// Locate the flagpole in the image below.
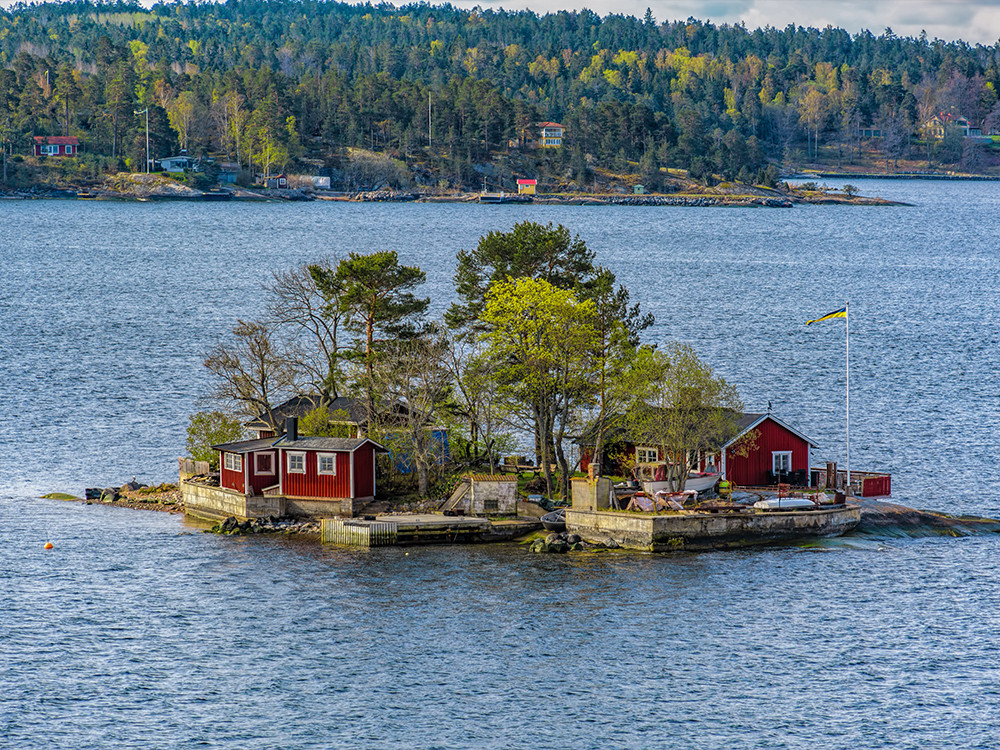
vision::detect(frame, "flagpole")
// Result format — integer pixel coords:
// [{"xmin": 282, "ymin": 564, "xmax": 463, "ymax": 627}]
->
[{"xmin": 845, "ymin": 300, "xmax": 850, "ymax": 495}]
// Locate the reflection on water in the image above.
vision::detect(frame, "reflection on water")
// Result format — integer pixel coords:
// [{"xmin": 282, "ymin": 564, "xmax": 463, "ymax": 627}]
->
[{"xmin": 3, "ymin": 181, "xmax": 1000, "ymax": 746}]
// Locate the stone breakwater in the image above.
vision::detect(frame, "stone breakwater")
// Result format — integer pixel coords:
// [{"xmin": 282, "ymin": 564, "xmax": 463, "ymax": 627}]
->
[
  {"xmin": 602, "ymin": 195, "xmax": 794, "ymax": 208},
  {"xmin": 353, "ymin": 190, "xmax": 416, "ymax": 201},
  {"xmin": 210, "ymin": 515, "xmax": 321, "ymax": 535},
  {"xmin": 528, "ymin": 530, "xmax": 617, "ymax": 553}
]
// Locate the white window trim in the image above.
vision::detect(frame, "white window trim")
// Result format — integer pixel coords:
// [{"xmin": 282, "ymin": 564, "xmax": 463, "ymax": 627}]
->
[
  {"xmin": 635, "ymin": 446, "xmax": 658, "ymax": 464},
  {"xmin": 287, "ymin": 451, "xmax": 306, "ymax": 474},
  {"xmin": 224, "ymin": 452, "xmax": 242, "ymax": 472},
  {"xmin": 317, "ymin": 452, "xmax": 337, "ymax": 476},
  {"xmin": 254, "ymin": 451, "xmax": 275, "ymax": 476},
  {"xmin": 772, "ymin": 451, "xmax": 792, "ymax": 474}
]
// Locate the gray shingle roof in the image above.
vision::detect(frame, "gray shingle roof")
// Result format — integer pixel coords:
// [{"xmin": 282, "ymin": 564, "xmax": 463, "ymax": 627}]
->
[
  {"xmin": 247, "ymin": 394, "xmax": 367, "ymax": 431},
  {"xmin": 275, "ymin": 436, "xmax": 387, "ymax": 453},
  {"xmin": 212, "ymin": 437, "xmax": 281, "ymax": 453}
]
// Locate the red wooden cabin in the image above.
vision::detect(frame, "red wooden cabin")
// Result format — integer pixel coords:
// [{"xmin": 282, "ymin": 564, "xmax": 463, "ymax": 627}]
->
[
  {"xmin": 717, "ymin": 413, "xmax": 818, "ymax": 487},
  {"xmin": 213, "ymin": 417, "xmax": 386, "ymax": 503},
  {"xmin": 33, "ymin": 136, "xmax": 79, "ymax": 156},
  {"xmin": 580, "ymin": 411, "xmax": 818, "ymax": 487}
]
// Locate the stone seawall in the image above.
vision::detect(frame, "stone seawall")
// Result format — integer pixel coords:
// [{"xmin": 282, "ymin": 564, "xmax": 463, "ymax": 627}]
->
[
  {"xmin": 181, "ymin": 482, "xmax": 285, "ymax": 522},
  {"xmin": 566, "ymin": 505, "xmax": 861, "ymax": 551},
  {"xmin": 181, "ymin": 481, "xmax": 356, "ymax": 521}
]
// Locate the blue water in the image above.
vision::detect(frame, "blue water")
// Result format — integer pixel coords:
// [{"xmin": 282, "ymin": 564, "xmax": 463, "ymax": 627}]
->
[{"xmin": 3, "ymin": 182, "xmax": 1000, "ymax": 747}]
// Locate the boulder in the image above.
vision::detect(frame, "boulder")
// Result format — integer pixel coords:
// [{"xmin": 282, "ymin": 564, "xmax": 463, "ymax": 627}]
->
[{"xmin": 220, "ymin": 516, "xmax": 239, "ymax": 533}]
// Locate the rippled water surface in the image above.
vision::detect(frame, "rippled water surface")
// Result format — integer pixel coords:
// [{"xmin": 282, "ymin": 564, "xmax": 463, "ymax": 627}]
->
[{"xmin": 3, "ymin": 181, "xmax": 1000, "ymax": 748}]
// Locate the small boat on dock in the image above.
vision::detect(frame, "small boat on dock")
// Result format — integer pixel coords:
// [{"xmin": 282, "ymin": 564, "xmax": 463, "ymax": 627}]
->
[
  {"xmin": 633, "ymin": 462, "xmax": 720, "ymax": 497},
  {"xmin": 541, "ymin": 508, "xmax": 566, "ymax": 532}
]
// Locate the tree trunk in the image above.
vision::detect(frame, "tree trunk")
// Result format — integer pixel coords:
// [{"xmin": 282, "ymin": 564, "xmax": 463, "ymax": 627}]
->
[{"xmin": 416, "ymin": 459, "xmax": 429, "ymax": 497}]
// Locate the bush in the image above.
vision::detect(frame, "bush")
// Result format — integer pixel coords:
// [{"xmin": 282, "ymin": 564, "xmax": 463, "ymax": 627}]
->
[{"xmin": 186, "ymin": 410, "xmax": 246, "ymax": 469}]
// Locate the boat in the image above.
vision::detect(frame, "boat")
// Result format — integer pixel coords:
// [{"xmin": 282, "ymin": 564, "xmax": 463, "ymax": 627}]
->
[
  {"xmin": 541, "ymin": 508, "xmax": 566, "ymax": 532},
  {"xmin": 633, "ymin": 462, "xmax": 721, "ymax": 497},
  {"xmin": 753, "ymin": 497, "xmax": 818, "ymax": 510}
]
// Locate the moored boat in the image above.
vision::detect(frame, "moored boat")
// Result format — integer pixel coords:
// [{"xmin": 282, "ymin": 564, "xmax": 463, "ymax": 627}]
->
[
  {"xmin": 633, "ymin": 462, "xmax": 720, "ymax": 497},
  {"xmin": 541, "ymin": 508, "xmax": 566, "ymax": 532}
]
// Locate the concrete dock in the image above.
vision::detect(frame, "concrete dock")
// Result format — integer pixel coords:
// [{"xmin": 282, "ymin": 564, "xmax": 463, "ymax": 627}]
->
[{"xmin": 321, "ymin": 514, "xmax": 540, "ymax": 547}]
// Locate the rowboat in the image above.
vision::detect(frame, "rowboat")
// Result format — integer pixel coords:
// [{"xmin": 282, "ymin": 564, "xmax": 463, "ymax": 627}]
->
[
  {"xmin": 541, "ymin": 508, "xmax": 566, "ymax": 532},
  {"xmin": 633, "ymin": 463, "xmax": 720, "ymax": 497}
]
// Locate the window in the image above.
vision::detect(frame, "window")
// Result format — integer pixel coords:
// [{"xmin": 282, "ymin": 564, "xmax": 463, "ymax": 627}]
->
[
  {"xmin": 254, "ymin": 452, "xmax": 275, "ymax": 476},
  {"xmin": 317, "ymin": 453, "xmax": 337, "ymax": 476},
  {"xmin": 636, "ymin": 446, "xmax": 658, "ymax": 464},
  {"xmin": 772, "ymin": 451, "xmax": 792, "ymax": 474},
  {"xmin": 64, "ymin": 145, "xmax": 73, "ymax": 154},
  {"xmin": 287, "ymin": 452, "xmax": 306, "ymax": 474},
  {"xmin": 224, "ymin": 452, "xmax": 242, "ymax": 472}
]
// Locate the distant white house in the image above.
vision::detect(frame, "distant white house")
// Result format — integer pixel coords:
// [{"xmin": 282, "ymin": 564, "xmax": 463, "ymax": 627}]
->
[{"xmin": 159, "ymin": 155, "xmax": 194, "ymax": 173}]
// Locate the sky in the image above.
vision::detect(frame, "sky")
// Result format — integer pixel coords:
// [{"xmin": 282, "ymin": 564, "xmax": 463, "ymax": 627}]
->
[{"xmin": 449, "ymin": 0, "xmax": 1000, "ymax": 45}]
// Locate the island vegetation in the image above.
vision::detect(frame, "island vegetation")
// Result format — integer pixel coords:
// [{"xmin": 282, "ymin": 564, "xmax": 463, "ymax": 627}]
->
[
  {"xmin": 2, "ymin": 0, "xmax": 1000, "ymax": 197},
  {"xmin": 192, "ymin": 221, "xmax": 745, "ymax": 501}
]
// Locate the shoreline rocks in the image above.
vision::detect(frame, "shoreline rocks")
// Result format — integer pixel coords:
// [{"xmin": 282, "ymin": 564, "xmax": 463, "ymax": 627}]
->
[
  {"xmin": 210, "ymin": 515, "xmax": 320, "ymax": 535},
  {"xmin": 528, "ymin": 530, "xmax": 617, "ymax": 553}
]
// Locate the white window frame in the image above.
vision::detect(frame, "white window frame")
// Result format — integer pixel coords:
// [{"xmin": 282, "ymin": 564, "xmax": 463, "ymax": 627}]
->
[
  {"xmin": 635, "ymin": 446, "xmax": 658, "ymax": 464},
  {"xmin": 772, "ymin": 451, "xmax": 792, "ymax": 474},
  {"xmin": 64, "ymin": 145, "xmax": 73, "ymax": 154},
  {"xmin": 254, "ymin": 451, "xmax": 275, "ymax": 476},
  {"xmin": 317, "ymin": 453, "xmax": 337, "ymax": 476},
  {"xmin": 287, "ymin": 451, "xmax": 306, "ymax": 474},
  {"xmin": 224, "ymin": 452, "xmax": 242, "ymax": 472}
]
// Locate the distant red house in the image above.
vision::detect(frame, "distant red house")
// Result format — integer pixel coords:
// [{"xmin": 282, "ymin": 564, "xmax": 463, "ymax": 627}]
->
[
  {"xmin": 213, "ymin": 417, "xmax": 386, "ymax": 503},
  {"xmin": 33, "ymin": 136, "xmax": 79, "ymax": 157},
  {"xmin": 580, "ymin": 412, "xmax": 818, "ymax": 487}
]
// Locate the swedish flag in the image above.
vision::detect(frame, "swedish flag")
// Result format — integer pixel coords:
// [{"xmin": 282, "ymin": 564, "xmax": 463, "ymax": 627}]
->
[{"xmin": 806, "ymin": 307, "xmax": 847, "ymax": 325}]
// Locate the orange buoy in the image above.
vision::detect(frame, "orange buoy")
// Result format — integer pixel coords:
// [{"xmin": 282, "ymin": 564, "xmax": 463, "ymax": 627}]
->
[{"xmin": 43, "ymin": 542, "xmax": 53, "ymax": 549}]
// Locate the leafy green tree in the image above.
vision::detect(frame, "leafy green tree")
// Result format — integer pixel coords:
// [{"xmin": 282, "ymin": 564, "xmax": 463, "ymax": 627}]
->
[
  {"xmin": 623, "ymin": 342, "xmax": 744, "ymax": 492},
  {"xmin": 480, "ymin": 277, "xmax": 599, "ymax": 497},
  {"xmin": 300, "ymin": 406, "xmax": 354, "ymax": 437},
  {"xmin": 447, "ymin": 221, "xmax": 597, "ymax": 333},
  {"xmin": 53, "ymin": 64, "xmax": 79, "ymax": 137},
  {"xmin": 186, "ymin": 410, "xmax": 246, "ymax": 469}
]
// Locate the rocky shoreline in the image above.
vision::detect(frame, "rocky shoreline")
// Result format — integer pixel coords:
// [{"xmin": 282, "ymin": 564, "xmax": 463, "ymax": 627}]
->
[{"xmin": 4, "ymin": 177, "xmax": 905, "ymax": 207}]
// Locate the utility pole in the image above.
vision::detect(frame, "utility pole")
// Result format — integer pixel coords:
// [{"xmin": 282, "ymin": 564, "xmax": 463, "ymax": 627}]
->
[{"xmin": 135, "ymin": 108, "xmax": 149, "ymax": 172}]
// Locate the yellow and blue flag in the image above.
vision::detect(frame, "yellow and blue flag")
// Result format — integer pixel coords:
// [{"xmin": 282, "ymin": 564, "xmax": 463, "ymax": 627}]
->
[{"xmin": 806, "ymin": 307, "xmax": 847, "ymax": 325}]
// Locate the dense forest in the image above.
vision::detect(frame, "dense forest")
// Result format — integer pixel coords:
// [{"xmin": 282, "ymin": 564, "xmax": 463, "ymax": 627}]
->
[{"xmin": 2, "ymin": 0, "xmax": 1000, "ymax": 189}]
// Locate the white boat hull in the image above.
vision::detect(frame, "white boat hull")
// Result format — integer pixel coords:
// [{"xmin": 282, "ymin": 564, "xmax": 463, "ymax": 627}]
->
[{"xmin": 641, "ymin": 473, "xmax": 720, "ymax": 497}]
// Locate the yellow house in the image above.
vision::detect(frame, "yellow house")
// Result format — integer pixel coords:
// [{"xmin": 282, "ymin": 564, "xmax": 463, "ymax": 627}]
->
[
  {"xmin": 536, "ymin": 122, "xmax": 564, "ymax": 148},
  {"xmin": 517, "ymin": 179, "xmax": 537, "ymax": 195}
]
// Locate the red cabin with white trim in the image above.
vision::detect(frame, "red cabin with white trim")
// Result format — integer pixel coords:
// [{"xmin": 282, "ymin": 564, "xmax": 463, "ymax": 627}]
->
[
  {"xmin": 213, "ymin": 419, "xmax": 386, "ymax": 503},
  {"xmin": 718, "ymin": 413, "xmax": 818, "ymax": 487},
  {"xmin": 33, "ymin": 136, "xmax": 79, "ymax": 156}
]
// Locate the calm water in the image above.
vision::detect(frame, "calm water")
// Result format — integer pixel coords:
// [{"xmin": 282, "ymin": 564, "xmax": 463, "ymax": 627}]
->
[{"xmin": 3, "ymin": 182, "xmax": 1000, "ymax": 747}]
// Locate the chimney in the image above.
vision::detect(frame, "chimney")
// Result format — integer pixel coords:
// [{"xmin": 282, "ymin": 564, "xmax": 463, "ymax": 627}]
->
[{"xmin": 284, "ymin": 416, "xmax": 298, "ymax": 442}]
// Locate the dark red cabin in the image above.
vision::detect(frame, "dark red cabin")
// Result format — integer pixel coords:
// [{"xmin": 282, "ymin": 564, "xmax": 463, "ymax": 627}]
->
[
  {"xmin": 213, "ymin": 423, "xmax": 386, "ymax": 503},
  {"xmin": 33, "ymin": 136, "xmax": 79, "ymax": 157},
  {"xmin": 718, "ymin": 414, "xmax": 818, "ymax": 487}
]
